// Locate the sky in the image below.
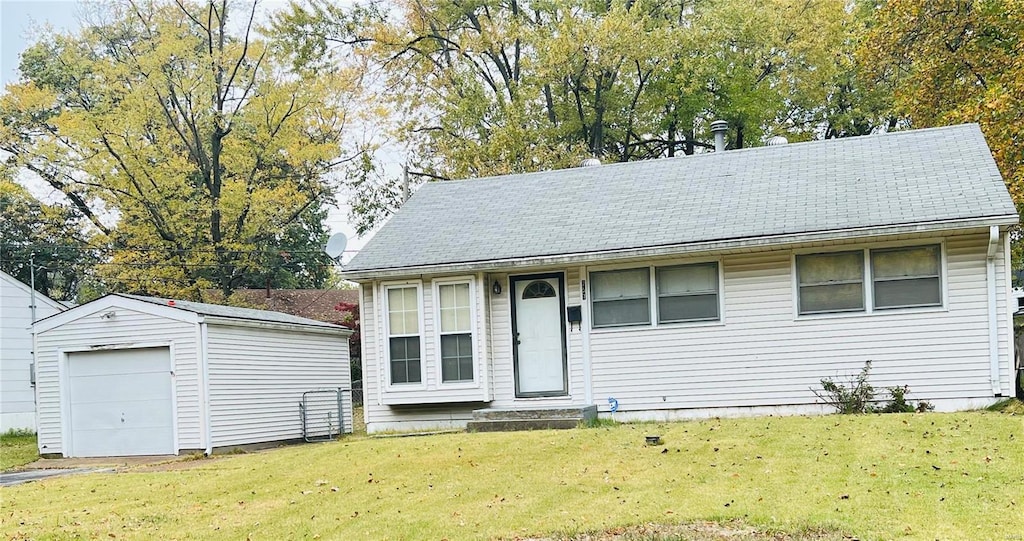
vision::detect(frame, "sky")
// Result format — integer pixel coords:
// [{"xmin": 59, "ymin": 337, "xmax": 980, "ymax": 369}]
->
[{"xmin": 0, "ymin": 0, "xmax": 370, "ymax": 261}]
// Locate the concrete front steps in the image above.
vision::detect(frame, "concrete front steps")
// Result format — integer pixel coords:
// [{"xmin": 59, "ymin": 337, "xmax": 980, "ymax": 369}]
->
[{"xmin": 466, "ymin": 405, "xmax": 598, "ymax": 432}]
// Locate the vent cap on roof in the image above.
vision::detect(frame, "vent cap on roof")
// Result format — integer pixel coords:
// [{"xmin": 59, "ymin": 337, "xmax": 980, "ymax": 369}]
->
[
  {"xmin": 767, "ymin": 135, "xmax": 789, "ymax": 146},
  {"xmin": 580, "ymin": 157, "xmax": 601, "ymax": 167},
  {"xmin": 710, "ymin": 120, "xmax": 728, "ymax": 152}
]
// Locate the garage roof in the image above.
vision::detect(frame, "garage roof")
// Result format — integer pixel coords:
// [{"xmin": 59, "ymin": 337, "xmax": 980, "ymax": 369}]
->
[
  {"xmin": 121, "ymin": 294, "xmax": 345, "ymax": 329},
  {"xmin": 33, "ymin": 293, "xmax": 351, "ymax": 334}
]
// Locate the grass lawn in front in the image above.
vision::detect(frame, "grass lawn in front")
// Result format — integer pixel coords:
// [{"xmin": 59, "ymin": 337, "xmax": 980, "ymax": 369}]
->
[
  {"xmin": 2, "ymin": 411, "xmax": 1022, "ymax": 540},
  {"xmin": 1, "ymin": 430, "xmax": 38, "ymax": 471}
]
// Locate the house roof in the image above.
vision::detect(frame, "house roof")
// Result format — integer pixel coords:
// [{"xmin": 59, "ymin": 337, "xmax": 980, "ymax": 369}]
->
[
  {"xmin": 203, "ymin": 289, "xmax": 358, "ymax": 325},
  {"xmin": 343, "ymin": 124, "xmax": 1018, "ymax": 279},
  {"xmin": 119, "ymin": 294, "xmax": 345, "ymax": 329}
]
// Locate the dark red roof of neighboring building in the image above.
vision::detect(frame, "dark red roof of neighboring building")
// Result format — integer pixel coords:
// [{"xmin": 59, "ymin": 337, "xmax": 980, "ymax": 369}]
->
[{"xmin": 205, "ymin": 289, "xmax": 358, "ymax": 325}]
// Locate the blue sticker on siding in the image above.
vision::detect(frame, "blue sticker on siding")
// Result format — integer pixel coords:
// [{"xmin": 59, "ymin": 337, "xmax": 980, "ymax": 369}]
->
[{"xmin": 607, "ymin": 397, "xmax": 619, "ymax": 413}]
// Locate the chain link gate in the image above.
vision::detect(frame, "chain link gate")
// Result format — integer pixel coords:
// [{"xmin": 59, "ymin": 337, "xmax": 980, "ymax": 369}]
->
[{"xmin": 300, "ymin": 388, "xmax": 349, "ymax": 442}]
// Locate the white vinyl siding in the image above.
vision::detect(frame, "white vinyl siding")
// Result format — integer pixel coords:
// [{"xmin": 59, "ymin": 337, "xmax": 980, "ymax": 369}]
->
[
  {"xmin": 34, "ymin": 309, "xmax": 201, "ymax": 455},
  {"xmin": 0, "ymin": 273, "xmax": 64, "ymax": 431},
  {"xmin": 205, "ymin": 325, "xmax": 351, "ymax": 448},
  {"xmin": 359, "ymin": 229, "xmax": 1012, "ymax": 432},
  {"xmin": 591, "ymin": 232, "xmax": 1007, "ymax": 413}
]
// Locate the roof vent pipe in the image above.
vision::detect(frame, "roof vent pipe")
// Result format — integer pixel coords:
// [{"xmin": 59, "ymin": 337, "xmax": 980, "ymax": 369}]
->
[
  {"xmin": 710, "ymin": 120, "xmax": 728, "ymax": 152},
  {"xmin": 580, "ymin": 157, "xmax": 601, "ymax": 167}
]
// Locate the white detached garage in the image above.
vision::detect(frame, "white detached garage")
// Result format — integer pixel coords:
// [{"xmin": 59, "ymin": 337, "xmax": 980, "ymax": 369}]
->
[{"xmin": 33, "ymin": 294, "xmax": 353, "ymax": 457}]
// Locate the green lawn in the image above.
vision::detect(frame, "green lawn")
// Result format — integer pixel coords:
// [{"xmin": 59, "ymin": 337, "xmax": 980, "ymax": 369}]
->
[
  {"xmin": 1, "ymin": 430, "xmax": 38, "ymax": 471},
  {"xmin": 2, "ymin": 411, "xmax": 1022, "ymax": 540}
]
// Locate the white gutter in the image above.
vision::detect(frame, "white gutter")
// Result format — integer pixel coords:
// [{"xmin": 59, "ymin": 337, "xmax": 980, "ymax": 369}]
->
[
  {"xmin": 198, "ymin": 322, "xmax": 213, "ymax": 455},
  {"xmin": 986, "ymin": 225, "xmax": 1001, "ymax": 394},
  {"xmin": 342, "ymin": 215, "xmax": 1019, "ymax": 281}
]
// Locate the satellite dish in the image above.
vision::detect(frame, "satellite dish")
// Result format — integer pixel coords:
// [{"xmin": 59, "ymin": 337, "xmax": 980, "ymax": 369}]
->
[{"xmin": 325, "ymin": 233, "xmax": 348, "ymax": 261}]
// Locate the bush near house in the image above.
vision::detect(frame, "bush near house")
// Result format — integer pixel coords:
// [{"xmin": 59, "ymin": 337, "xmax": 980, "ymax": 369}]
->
[{"xmin": 813, "ymin": 361, "xmax": 934, "ymax": 414}]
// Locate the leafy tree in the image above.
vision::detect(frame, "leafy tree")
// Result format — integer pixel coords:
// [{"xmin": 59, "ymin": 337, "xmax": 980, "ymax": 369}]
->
[
  {"xmin": 0, "ymin": 177, "xmax": 97, "ymax": 301},
  {"xmin": 271, "ymin": 0, "xmax": 888, "ymax": 232},
  {"xmin": 859, "ymin": 0, "xmax": 1023, "ymax": 249},
  {"xmin": 1, "ymin": 0, "xmax": 360, "ymax": 299}
]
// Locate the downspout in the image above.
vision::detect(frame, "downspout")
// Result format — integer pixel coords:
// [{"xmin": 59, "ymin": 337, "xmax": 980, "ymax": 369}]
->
[
  {"xmin": 199, "ymin": 320, "xmax": 213, "ymax": 455},
  {"xmin": 986, "ymin": 226, "xmax": 1002, "ymax": 394}
]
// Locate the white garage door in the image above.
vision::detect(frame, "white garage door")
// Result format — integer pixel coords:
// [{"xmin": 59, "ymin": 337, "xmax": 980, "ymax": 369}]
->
[{"xmin": 67, "ymin": 347, "xmax": 174, "ymax": 457}]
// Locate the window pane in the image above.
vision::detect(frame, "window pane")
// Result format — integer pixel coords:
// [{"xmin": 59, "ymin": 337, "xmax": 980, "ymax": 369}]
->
[
  {"xmin": 388, "ymin": 287, "xmax": 418, "ymax": 335},
  {"xmin": 440, "ymin": 307, "xmax": 456, "ymax": 331},
  {"xmin": 872, "ymin": 245, "xmax": 940, "ymax": 279},
  {"xmin": 389, "ymin": 336, "xmax": 421, "ymax": 384},
  {"xmin": 659, "ymin": 294, "xmax": 719, "ymax": 322},
  {"xmin": 799, "ymin": 283, "xmax": 864, "ymax": 313},
  {"xmin": 404, "ymin": 312, "xmax": 419, "ymax": 334},
  {"xmin": 593, "ymin": 298, "xmax": 650, "ymax": 327},
  {"xmin": 592, "ymin": 268, "xmax": 649, "ymax": 301},
  {"xmin": 389, "ymin": 310, "xmax": 406, "ymax": 335},
  {"xmin": 454, "ymin": 283, "xmax": 470, "ymax": 306},
  {"xmin": 797, "ymin": 252, "xmax": 864, "ymax": 285},
  {"xmin": 441, "ymin": 334, "xmax": 473, "ymax": 382},
  {"xmin": 523, "ymin": 281, "xmax": 557, "ymax": 299},
  {"xmin": 440, "ymin": 283, "xmax": 471, "ymax": 332},
  {"xmin": 657, "ymin": 264, "xmax": 717, "ymax": 295},
  {"xmin": 874, "ymin": 278, "xmax": 941, "ymax": 308},
  {"xmin": 403, "ymin": 287, "xmax": 417, "ymax": 309}
]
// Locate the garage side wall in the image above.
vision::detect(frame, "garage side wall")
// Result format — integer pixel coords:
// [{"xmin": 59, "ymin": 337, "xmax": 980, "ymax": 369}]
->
[
  {"xmin": 35, "ymin": 309, "xmax": 201, "ymax": 456},
  {"xmin": 205, "ymin": 324, "xmax": 351, "ymax": 449}
]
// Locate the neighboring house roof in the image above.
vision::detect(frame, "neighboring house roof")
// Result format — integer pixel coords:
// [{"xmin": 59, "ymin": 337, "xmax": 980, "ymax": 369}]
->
[
  {"xmin": 343, "ymin": 124, "xmax": 1017, "ymax": 279},
  {"xmin": 205, "ymin": 289, "xmax": 358, "ymax": 325},
  {"xmin": 0, "ymin": 270, "xmax": 70, "ymax": 312},
  {"xmin": 120, "ymin": 294, "xmax": 344, "ymax": 329}
]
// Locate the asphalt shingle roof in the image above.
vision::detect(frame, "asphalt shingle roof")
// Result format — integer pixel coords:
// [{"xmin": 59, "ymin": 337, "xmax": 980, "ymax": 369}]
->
[
  {"xmin": 120, "ymin": 294, "xmax": 345, "ymax": 330},
  {"xmin": 345, "ymin": 124, "xmax": 1017, "ymax": 274}
]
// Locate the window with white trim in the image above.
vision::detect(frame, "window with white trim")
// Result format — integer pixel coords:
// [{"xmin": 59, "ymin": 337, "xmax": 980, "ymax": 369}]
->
[
  {"xmin": 438, "ymin": 282, "xmax": 474, "ymax": 382},
  {"xmin": 796, "ymin": 251, "xmax": 865, "ymax": 314},
  {"xmin": 796, "ymin": 244, "xmax": 942, "ymax": 315},
  {"xmin": 386, "ymin": 286, "xmax": 421, "ymax": 384},
  {"xmin": 656, "ymin": 262, "xmax": 720, "ymax": 323},
  {"xmin": 871, "ymin": 245, "xmax": 941, "ymax": 309},
  {"xmin": 591, "ymin": 263, "xmax": 722, "ymax": 328},
  {"xmin": 591, "ymin": 268, "xmax": 650, "ymax": 327}
]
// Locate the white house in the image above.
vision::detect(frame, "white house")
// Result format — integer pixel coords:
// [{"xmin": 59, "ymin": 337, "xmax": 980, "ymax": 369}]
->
[
  {"xmin": 340, "ymin": 124, "xmax": 1019, "ymax": 433},
  {"xmin": 0, "ymin": 270, "xmax": 67, "ymax": 432},
  {"xmin": 32, "ymin": 294, "xmax": 353, "ymax": 457}
]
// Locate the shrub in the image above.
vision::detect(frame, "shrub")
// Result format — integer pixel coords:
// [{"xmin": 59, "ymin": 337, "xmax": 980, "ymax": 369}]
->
[
  {"xmin": 814, "ymin": 361, "xmax": 876, "ymax": 414},
  {"xmin": 813, "ymin": 361, "xmax": 934, "ymax": 414}
]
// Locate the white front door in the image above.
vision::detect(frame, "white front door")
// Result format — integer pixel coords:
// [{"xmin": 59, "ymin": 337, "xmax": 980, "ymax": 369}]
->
[
  {"xmin": 512, "ymin": 275, "xmax": 567, "ymax": 397},
  {"xmin": 67, "ymin": 347, "xmax": 175, "ymax": 457}
]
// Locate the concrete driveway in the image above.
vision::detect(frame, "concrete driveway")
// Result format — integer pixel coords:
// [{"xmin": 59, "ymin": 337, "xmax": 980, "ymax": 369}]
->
[
  {"xmin": 1, "ymin": 455, "xmax": 179, "ymax": 487},
  {"xmin": 0, "ymin": 467, "xmax": 113, "ymax": 487}
]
